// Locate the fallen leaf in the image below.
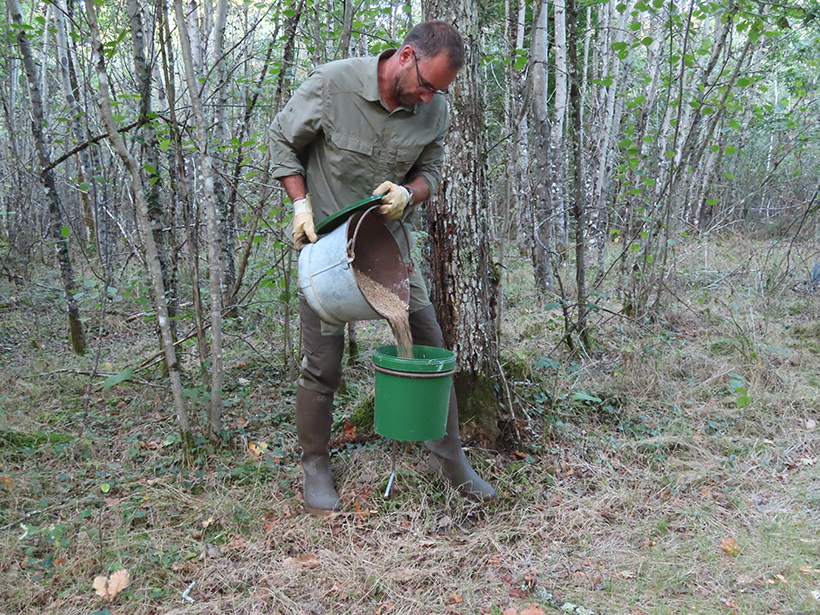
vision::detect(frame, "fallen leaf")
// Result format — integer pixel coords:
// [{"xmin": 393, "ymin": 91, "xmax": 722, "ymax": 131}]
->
[
  {"xmin": 721, "ymin": 537, "xmax": 741, "ymax": 556},
  {"xmin": 237, "ymin": 417, "xmax": 249, "ymax": 429},
  {"xmin": 620, "ymin": 570, "xmax": 635, "ymax": 579},
  {"xmin": 806, "ymin": 418, "xmax": 816, "ymax": 431},
  {"xmin": 722, "ymin": 598, "xmax": 738, "ymax": 608},
  {"xmin": 503, "ymin": 609, "xmax": 518, "ymax": 615},
  {"xmin": 343, "ymin": 423, "xmax": 356, "ymax": 438},
  {"xmin": 223, "ymin": 535, "xmax": 247, "ymax": 551},
  {"xmin": 201, "ymin": 516, "xmax": 215, "ymax": 528},
  {"xmin": 249, "ymin": 440, "xmax": 268, "ymax": 456},
  {"xmin": 54, "ymin": 557, "xmax": 67, "ymax": 567},
  {"xmin": 446, "ymin": 593, "xmax": 463, "ymax": 605},
  {"xmin": 0, "ymin": 477, "xmax": 14, "ymax": 490},
  {"xmin": 521, "ymin": 607, "xmax": 546, "ymax": 615},
  {"xmin": 283, "ymin": 554, "xmax": 320, "ymax": 569},
  {"xmin": 376, "ymin": 603, "xmax": 394, "ymax": 614},
  {"xmin": 93, "ymin": 569, "xmax": 130, "ymax": 601}
]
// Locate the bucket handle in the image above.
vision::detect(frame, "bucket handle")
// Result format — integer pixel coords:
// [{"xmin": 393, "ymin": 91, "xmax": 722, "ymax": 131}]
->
[
  {"xmin": 373, "ymin": 364, "xmax": 456, "ymax": 378},
  {"xmin": 347, "ymin": 205, "xmax": 415, "ymax": 274}
]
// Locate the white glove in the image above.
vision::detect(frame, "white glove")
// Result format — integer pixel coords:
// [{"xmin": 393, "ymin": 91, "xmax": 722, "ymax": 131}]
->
[
  {"xmin": 292, "ymin": 195, "xmax": 318, "ymax": 250},
  {"xmin": 374, "ymin": 181, "xmax": 412, "ymax": 220}
]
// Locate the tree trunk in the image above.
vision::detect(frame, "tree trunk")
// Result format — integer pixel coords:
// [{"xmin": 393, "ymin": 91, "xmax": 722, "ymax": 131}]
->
[
  {"xmin": 128, "ymin": 0, "xmax": 177, "ymax": 338},
  {"xmin": 566, "ymin": 0, "xmax": 589, "ymax": 348},
  {"xmin": 9, "ymin": 0, "xmax": 86, "ymax": 355},
  {"xmin": 83, "ymin": 0, "xmax": 192, "ymax": 444},
  {"xmin": 175, "ymin": 0, "xmax": 225, "ymax": 439},
  {"xmin": 422, "ymin": 0, "xmax": 502, "ymax": 438},
  {"xmin": 529, "ymin": 0, "xmax": 552, "ymax": 292}
]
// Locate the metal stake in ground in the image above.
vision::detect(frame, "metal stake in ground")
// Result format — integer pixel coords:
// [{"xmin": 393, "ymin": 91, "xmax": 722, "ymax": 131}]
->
[{"xmin": 384, "ymin": 439, "xmax": 398, "ymax": 498}]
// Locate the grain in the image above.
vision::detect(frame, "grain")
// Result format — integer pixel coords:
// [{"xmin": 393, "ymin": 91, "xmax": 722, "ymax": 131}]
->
[{"xmin": 354, "ymin": 268, "xmax": 413, "ymax": 358}]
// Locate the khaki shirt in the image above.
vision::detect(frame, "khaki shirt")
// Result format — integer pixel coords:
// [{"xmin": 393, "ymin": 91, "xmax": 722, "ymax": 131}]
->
[{"xmin": 269, "ymin": 50, "xmax": 449, "ymax": 224}]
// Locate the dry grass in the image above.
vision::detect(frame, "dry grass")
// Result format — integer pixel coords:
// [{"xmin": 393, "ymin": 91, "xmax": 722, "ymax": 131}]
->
[{"xmin": 1, "ymin": 234, "xmax": 820, "ymax": 615}]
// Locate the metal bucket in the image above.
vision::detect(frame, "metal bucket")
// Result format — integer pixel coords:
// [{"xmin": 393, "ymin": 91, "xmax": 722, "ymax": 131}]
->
[{"xmin": 298, "ymin": 206, "xmax": 410, "ymax": 325}]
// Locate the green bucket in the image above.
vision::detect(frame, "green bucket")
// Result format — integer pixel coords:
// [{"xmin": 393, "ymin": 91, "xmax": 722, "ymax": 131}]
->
[{"xmin": 372, "ymin": 345, "xmax": 456, "ymax": 441}]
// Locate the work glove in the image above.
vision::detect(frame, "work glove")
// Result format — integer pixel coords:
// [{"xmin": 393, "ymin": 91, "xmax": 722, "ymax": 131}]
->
[
  {"xmin": 292, "ymin": 195, "xmax": 318, "ymax": 250},
  {"xmin": 374, "ymin": 181, "xmax": 412, "ymax": 220}
]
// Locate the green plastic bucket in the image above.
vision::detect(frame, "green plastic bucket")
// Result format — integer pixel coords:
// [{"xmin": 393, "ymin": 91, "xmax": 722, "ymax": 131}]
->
[{"xmin": 372, "ymin": 344, "xmax": 456, "ymax": 441}]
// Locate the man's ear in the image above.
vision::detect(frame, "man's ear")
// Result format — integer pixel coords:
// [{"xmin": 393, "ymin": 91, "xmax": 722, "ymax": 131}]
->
[{"xmin": 398, "ymin": 45, "xmax": 414, "ymax": 65}]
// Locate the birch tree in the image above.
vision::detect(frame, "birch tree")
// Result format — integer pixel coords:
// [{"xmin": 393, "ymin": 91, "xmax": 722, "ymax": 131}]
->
[
  {"xmin": 174, "ymin": 0, "xmax": 225, "ymax": 439},
  {"xmin": 9, "ymin": 0, "xmax": 86, "ymax": 355},
  {"xmin": 82, "ymin": 0, "xmax": 192, "ymax": 443}
]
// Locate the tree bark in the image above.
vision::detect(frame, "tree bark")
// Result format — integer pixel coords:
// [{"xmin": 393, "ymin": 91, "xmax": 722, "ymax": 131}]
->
[
  {"xmin": 9, "ymin": 0, "xmax": 86, "ymax": 355},
  {"xmin": 174, "ymin": 0, "xmax": 225, "ymax": 439},
  {"xmin": 82, "ymin": 0, "xmax": 192, "ymax": 442},
  {"xmin": 566, "ymin": 0, "xmax": 589, "ymax": 348},
  {"xmin": 422, "ymin": 0, "xmax": 502, "ymax": 436}
]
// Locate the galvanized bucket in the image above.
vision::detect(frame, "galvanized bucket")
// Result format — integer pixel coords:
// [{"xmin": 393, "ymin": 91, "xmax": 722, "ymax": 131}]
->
[{"xmin": 298, "ymin": 206, "xmax": 410, "ymax": 325}]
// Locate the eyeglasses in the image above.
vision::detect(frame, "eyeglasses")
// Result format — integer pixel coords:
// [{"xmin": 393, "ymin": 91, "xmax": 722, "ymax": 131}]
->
[{"xmin": 411, "ymin": 48, "xmax": 449, "ymax": 95}]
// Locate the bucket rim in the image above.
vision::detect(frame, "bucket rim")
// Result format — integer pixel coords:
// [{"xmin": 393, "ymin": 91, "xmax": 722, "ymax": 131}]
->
[{"xmin": 372, "ymin": 344, "xmax": 457, "ymax": 374}]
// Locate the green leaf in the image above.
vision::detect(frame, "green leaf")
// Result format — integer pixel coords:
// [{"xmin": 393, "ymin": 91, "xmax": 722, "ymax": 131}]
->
[
  {"xmin": 641, "ymin": 36, "xmax": 654, "ymax": 46},
  {"xmin": 543, "ymin": 301, "xmax": 562, "ymax": 311},
  {"xmin": 725, "ymin": 145, "xmax": 738, "ymax": 155},
  {"xmin": 143, "ymin": 164, "xmax": 156, "ymax": 174},
  {"xmin": 61, "ymin": 225, "xmax": 70, "ymax": 239},
  {"xmin": 534, "ymin": 357, "xmax": 559, "ymax": 370},
  {"xmin": 725, "ymin": 172, "xmax": 735, "ymax": 179},
  {"xmin": 573, "ymin": 392, "xmax": 602, "ymax": 404},
  {"xmin": 104, "ymin": 367, "xmax": 134, "ymax": 390},
  {"xmin": 101, "ymin": 483, "xmax": 111, "ymax": 493}
]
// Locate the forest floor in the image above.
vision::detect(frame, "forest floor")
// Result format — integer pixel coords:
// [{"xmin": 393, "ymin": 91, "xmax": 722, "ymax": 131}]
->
[{"xmin": 1, "ymin": 233, "xmax": 819, "ymax": 615}]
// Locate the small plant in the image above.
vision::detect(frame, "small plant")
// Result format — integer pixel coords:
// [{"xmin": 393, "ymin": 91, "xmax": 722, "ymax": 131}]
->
[{"xmin": 728, "ymin": 373, "xmax": 753, "ymax": 408}]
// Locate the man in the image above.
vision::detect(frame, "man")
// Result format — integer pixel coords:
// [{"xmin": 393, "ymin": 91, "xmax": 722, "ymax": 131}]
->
[{"xmin": 270, "ymin": 20, "xmax": 495, "ymax": 515}]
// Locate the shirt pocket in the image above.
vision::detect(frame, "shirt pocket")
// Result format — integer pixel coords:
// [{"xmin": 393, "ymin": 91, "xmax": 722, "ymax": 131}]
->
[
  {"xmin": 326, "ymin": 131, "xmax": 376, "ymax": 187},
  {"xmin": 329, "ymin": 132, "xmax": 375, "ymax": 156},
  {"xmin": 394, "ymin": 144, "xmax": 425, "ymax": 179}
]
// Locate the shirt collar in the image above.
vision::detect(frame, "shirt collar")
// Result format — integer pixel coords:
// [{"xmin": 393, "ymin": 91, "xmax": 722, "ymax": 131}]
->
[{"xmin": 366, "ymin": 48, "xmax": 418, "ymax": 114}]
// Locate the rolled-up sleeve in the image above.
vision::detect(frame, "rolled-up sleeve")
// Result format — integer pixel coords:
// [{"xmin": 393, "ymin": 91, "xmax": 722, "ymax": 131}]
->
[{"xmin": 269, "ymin": 71, "xmax": 324, "ymax": 180}]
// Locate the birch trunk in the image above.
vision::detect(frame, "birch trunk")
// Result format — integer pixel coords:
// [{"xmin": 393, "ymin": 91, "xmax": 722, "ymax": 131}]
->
[
  {"xmin": 174, "ymin": 0, "xmax": 225, "ymax": 439},
  {"xmin": 10, "ymin": 0, "xmax": 86, "ymax": 355},
  {"xmin": 82, "ymin": 0, "xmax": 192, "ymax": 441},
  {"xmin": 128, "ymin": 0, "xmax": 176, "ymax": 335},
  {"xmin": 529, "ymin": 0, "xmax": 551, "ymax": 291},
  {"xmin": 550, "ymin": 0, "xmax": 568, "ymax": 259}
]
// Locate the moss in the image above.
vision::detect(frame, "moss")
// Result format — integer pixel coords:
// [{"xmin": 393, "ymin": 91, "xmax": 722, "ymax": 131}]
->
[
  {"xmin": 351, "ymin": 391, "xmax": 375, "ymax": 433},
  {"xmin": 454, "ymin": 373, "xmax": 500, "ymax": 445},
  {"xmin": 501, "ymin": 354, "xmax": 532, "ymax": 382}
]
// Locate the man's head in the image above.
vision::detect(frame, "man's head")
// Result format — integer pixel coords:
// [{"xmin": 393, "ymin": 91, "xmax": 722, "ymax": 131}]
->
[{"xmin": 387, "ymin": 21, "xmax": 464, "ymax": 107}]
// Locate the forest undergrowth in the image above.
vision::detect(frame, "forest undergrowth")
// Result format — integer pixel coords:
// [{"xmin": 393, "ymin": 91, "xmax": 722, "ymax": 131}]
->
[{"xmin": 1, "ymin": 233, "xmax": 819, "ymax": 615}]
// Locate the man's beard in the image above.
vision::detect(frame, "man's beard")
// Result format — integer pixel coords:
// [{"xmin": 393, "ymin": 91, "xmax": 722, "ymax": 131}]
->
[{"xmin": 391, "ymin": 74, "xmax": 417, "ymax": 107}]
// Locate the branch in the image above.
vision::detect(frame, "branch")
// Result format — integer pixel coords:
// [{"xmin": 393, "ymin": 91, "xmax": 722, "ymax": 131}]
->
[{"xmin": 43, "ymin": 118, "xmax": 147, "ymax": 172}]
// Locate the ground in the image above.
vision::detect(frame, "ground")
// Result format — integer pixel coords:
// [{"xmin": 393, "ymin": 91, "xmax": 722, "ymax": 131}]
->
[{"xmin": 1, "ymin": 234, "xmax": 819, "ymax": 615}]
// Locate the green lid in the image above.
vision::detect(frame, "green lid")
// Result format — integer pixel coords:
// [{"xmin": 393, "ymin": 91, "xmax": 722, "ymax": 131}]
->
[{"xmin": 314, "ymin": 194, "xmax": 385, "ymax": 234}]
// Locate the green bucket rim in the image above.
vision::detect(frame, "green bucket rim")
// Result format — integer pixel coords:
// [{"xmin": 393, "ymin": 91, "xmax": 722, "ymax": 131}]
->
[{"xmin": 372, "ymin": 345, "xmax": 456, "ymax": 374}]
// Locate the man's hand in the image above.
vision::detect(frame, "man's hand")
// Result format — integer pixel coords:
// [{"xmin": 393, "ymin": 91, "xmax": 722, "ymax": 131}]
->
[
  {"xmin": 292, "ymin": 195, "xmax": 318, "ymax": 250},
  {"xmin": 374, "ymin": 181, "xmax": 412, "ymax": 220}
]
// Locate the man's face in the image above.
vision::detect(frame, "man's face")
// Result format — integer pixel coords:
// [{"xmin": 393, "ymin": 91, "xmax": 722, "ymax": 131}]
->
[{"xmin": 392, "ymin": 47, "xmax": 459, "ymax": 106}]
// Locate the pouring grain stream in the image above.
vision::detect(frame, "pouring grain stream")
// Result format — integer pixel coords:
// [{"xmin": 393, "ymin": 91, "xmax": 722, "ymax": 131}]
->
[{"xmin": 353, "ymin": 268, "xmax": 413, "ymax": 358}]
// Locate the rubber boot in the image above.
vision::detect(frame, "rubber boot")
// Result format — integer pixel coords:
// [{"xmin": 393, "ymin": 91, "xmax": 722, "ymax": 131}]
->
[
  {"xmin": 425, "ymin": 387, "xmax": 496, "ymax": 500},
  {"xmin": 295, "ymin": 386, "xmax": 341, "ymax": 514},
  {"xmin": 409, "ymin": 305, "xmax": 495, "ymax": 501}
]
